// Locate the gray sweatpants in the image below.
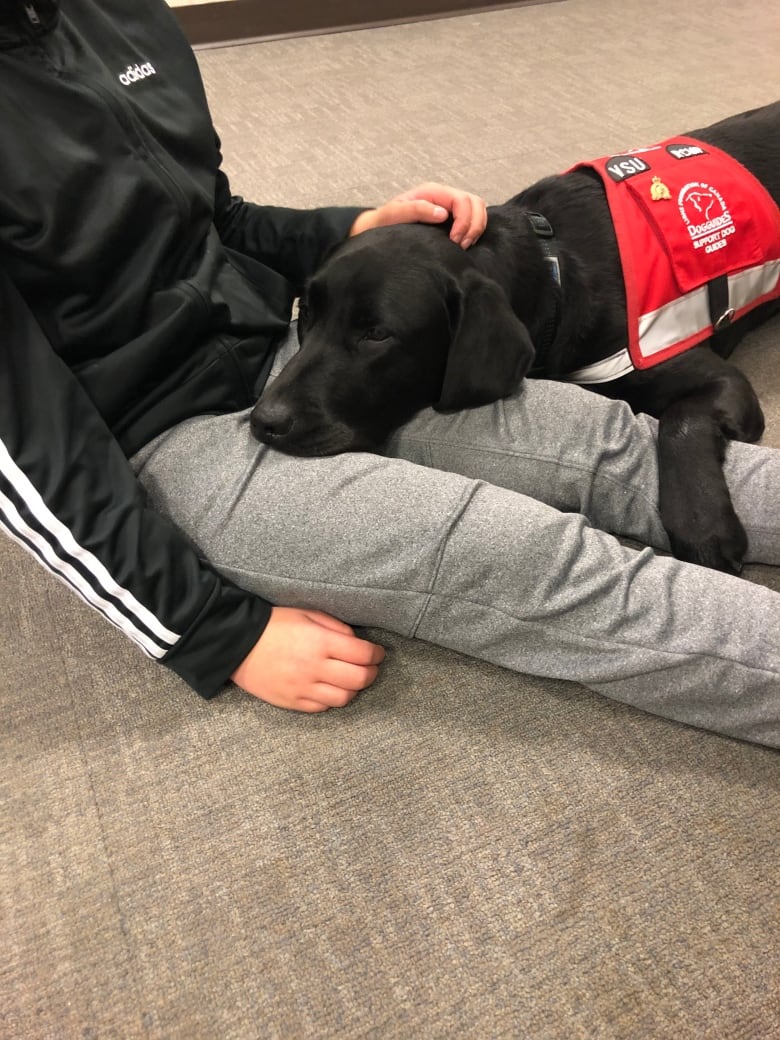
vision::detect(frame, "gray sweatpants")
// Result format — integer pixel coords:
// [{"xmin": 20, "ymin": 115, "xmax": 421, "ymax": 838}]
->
[{"xmin": 132, "ymin": 328, "xmax": 780, "ymax": 746}]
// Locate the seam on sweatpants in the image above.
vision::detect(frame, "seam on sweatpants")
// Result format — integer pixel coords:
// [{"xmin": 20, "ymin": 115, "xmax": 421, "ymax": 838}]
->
[
  {"xmin": 409, "ymin": 480, "xmax": 483, "ymax": 639},
  {"xmin": 405, "ymin": 432, "xmax": 664, "ymax": 526},
  {"xmin": 419, "ymin": 588, "xmax": 780, "ymax": 679}
]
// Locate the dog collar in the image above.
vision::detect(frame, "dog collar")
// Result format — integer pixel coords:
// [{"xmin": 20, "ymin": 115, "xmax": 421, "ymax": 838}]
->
[{"xmin": 525, "ymin": 212, "xmax": 562, "ymax": 368}]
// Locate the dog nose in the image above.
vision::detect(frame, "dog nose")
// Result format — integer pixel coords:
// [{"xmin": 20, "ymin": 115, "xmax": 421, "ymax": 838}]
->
[{"xmin": 250, "ymin": 400, "xmax": 295, "ymax": 443}]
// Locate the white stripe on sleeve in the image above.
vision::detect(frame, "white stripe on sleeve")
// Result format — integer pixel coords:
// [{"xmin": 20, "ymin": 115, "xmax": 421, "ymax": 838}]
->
[{"xmin": 0, "ymin": 439, "xmax": 179, "ymax": 656}]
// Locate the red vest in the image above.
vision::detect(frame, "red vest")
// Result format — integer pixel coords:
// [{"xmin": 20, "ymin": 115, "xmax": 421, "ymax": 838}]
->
[{"xmin": 564, "ymin": 136, "xmax": 780, "ymax": 384}]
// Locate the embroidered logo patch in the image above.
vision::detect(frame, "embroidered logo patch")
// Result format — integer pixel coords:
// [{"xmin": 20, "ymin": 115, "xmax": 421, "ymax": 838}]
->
[
  {"xmin": 677, "ymin": 181, "xmax": 735, "ymax": 253},
  {"xmin": 666, "ymin": 143, "xmax": 708, "ymax": 160},
  {"xmin": 605, "ymin": 154, "xmax": 652, "ymax": 182},
  {"xmin": 118, "ymin": 62, "xmax": 157, "ymax": 86}
]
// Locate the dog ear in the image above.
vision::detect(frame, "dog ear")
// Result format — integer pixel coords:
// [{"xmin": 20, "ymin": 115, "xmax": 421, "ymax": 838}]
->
[{"xmin": 434, "ymin": 268, "xmax": 536, "ymax": 412}]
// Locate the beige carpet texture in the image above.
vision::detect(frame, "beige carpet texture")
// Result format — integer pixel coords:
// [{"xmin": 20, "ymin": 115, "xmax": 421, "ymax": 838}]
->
[{"xmin": 2, "ymin": 1, "xmax": 779, "ymax": 1037}]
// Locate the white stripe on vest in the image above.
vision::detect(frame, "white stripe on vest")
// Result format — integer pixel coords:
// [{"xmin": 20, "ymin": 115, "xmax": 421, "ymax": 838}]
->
[{"xmin": 566, "ymin": 256, "xmax": 780, "ymax": 385}]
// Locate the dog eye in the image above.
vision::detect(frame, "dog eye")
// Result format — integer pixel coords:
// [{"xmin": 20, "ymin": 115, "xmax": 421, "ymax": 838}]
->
[{"xmin": 360, "ymin": 326, "xmax": 390, "ymax": 343}]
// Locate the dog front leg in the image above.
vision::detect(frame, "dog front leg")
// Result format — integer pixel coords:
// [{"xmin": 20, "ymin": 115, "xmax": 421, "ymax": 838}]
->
[{"xmin": 656, "ymin": 376, "xmax": 764, "ymax": 573}]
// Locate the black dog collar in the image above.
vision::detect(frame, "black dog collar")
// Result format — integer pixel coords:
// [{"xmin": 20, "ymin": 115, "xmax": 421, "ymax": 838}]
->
[{"xmin": 525, "ymin": 212, "xmax": 562, "ymax": 367}]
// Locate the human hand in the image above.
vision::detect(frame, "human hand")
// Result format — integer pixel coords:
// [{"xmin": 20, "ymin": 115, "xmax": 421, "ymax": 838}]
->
[
  {"xmin": 349, "ymin": 181, "xmax": 488, "ymax": 249},
  {"xmin": 230, "ymin": 606, "xmax": 386, "ymax": 712}
]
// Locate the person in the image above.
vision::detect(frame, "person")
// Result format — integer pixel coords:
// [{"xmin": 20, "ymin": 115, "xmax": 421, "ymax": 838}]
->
[{"xmin": 1, "ymin": 0, "xmax": 779, "ymax": 746}]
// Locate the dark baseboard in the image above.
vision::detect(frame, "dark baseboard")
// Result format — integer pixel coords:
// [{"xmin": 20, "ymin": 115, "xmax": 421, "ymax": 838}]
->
[{"xmin": 172, "ymin": 0, "xmax": 561, "ymax": 48}]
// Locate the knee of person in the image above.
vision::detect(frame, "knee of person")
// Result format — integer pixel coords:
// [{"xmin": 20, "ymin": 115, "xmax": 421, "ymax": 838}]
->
[{"xmin": 589, "ymin": 392, "xmax": 656, "ymax": 457}]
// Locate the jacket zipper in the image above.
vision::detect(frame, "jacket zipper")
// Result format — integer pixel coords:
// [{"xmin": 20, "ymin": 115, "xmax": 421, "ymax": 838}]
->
[
  {"xmin": 75, "ymin": 75, "xmax": 209, "ymax": 310},
  {"xmin": 25, "ymin": 15, "xmax": 196, "ymax": 255},
  {"xmin": 83, "ymin": 78, "xmax": 194, "ymax": 228}
]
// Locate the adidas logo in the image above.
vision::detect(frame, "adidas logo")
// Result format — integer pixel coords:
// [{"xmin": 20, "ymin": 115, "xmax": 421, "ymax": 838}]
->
[{"xmin": 118, "ymin": 62, "xmax": 156, "ymax": 86}]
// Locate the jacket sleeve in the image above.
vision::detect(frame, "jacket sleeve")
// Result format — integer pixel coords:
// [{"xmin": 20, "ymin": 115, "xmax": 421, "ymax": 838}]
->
[
  {"xmin": 0, "ymin": 270, "xmax": 271, "ymax": 698},
  {"xmin": 212, "ymin": 151, "xmax": 369, "ymax": 294}
]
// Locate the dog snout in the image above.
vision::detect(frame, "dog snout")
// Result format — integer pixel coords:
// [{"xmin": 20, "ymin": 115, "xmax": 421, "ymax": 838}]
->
[{"xmin": 250, "ymin": 399, "xmax": 295, "ymax": 443}]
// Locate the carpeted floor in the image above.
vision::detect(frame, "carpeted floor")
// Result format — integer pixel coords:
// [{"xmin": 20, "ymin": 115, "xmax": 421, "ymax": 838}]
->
[{"xmin": 2, "ymin": 1, "xmax": 779, "ymax": 1037}]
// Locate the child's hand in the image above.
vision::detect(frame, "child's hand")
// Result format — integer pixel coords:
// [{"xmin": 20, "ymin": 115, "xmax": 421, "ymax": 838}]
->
[
  {"xmin": 350, "ymin": 182, "xmax": 488, "ymax": 249},
  {"xmin": 231, "ymin": 607, "xmax": 385, "ymax": 712}
]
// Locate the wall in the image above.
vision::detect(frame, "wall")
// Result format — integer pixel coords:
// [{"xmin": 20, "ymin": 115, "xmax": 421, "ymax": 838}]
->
[{"xmin": 167, "ymin": 0, "xmax": 557, "ymax": 46}]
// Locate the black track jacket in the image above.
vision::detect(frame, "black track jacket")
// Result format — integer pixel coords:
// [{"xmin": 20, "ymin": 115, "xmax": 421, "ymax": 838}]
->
[{"xmin": 0, "ymin": 0, "xmax": 364, "ymax": 696}]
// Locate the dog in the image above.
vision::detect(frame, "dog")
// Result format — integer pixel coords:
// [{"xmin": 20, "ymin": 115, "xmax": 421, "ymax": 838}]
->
[{"xmin": 251, "ymin": 101, "xmax": 780, "ymax": 574}]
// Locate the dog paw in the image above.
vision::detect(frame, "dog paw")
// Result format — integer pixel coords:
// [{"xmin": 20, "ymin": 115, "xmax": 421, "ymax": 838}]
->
[
  {"xmin": 720, "ymin": 401, "xmax": 765, "ymax": 444},
  {"xmin": 666, "ymin": 513, "xmax": 748, "ymax": 575}
]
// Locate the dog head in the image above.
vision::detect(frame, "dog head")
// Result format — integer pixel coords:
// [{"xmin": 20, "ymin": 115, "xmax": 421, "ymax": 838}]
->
[{"xmin": 250, "ymin": 223, "xmax": 535, "ymax": 456}]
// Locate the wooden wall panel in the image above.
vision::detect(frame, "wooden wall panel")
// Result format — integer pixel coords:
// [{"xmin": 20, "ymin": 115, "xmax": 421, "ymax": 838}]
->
[{"xmin": 172, "ymin": 0, "xmax": 559, "ymax": 47}]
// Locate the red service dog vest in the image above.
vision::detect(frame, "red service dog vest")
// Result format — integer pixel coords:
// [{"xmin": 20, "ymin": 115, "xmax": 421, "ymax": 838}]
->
[{"xmin": 564, "ymin": 136, "xmax": 780, "ymax": 384}]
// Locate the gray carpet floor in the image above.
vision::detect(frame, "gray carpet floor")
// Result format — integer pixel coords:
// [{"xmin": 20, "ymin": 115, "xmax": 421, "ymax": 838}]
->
[{"xmin": 2, "ymin": 1, "xmax": 779, "ymax": 1037}]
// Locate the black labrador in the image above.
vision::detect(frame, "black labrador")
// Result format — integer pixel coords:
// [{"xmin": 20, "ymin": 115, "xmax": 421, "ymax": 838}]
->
[{"xmin": 252, "ymin": 102, "xmax": 780, "ymax": 574}]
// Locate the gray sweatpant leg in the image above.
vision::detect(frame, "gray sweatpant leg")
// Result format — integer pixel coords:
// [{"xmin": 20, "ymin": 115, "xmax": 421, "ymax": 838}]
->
[
  {"xmin": 390, "ymin": 381, "xmax": 780, "ymax": 566},
  {"xmin": 132, "ymin": 332, "xmax": 780, "ymax": 746}
]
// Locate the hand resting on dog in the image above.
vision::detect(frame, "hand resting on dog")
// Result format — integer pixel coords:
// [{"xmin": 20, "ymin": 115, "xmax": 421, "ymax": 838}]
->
[{"xmin": 349, "ymin": 181, "xmax": 487, "ymax": 249}]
